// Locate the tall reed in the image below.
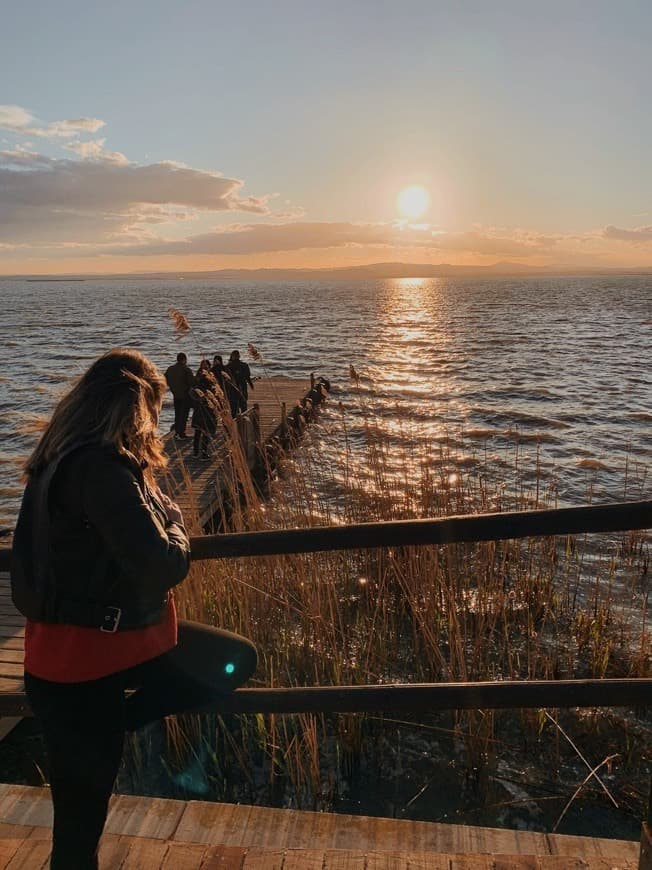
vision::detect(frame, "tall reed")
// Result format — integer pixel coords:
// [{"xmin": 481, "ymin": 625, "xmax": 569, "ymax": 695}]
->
[{"xmin": 158, "ymin": 385, "xmax": 650, "ymax": 829}]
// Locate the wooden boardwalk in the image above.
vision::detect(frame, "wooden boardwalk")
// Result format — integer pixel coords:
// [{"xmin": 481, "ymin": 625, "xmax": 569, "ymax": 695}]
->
[
  {"xmin": 0, "ymin": 573, "xmax": 22, "ymax": 741},
  {"xmin": 161, "ymin": 375, "xmax": 313, "ymax": 527},
  {"xmin": 0, "ymin": 783, "xmax": 640, "ymax": 869}
]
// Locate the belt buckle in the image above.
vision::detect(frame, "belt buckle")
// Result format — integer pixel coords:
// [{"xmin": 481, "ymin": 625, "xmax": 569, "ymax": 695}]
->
[{"xmin": 100, "ymin": 606, "xmax": 122, "ymax": 633}]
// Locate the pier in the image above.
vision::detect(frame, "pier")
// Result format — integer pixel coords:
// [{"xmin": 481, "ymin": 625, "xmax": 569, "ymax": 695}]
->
[{"xmin": 160, "ymin": 374, "xmax": 328, "ymax": 528}]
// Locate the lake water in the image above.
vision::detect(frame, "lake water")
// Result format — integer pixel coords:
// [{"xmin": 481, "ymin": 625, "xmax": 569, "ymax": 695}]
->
[{"xmin": 0, "ymin": 274, "xmax": 650, "ymax": 531}]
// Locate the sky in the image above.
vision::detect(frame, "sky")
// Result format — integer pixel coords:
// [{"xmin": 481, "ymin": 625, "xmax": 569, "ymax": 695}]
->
[{"xmin": 1, "ymin": 0, "xmax": 652, "ymax": 275}]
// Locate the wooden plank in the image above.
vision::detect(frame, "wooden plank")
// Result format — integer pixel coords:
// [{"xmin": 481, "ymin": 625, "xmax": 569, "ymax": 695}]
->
[
  {"xmin": 97, "ymin": 832, "xmax": 134, "ymax": 867},
  {"xmin": 0, "ymin": 650, "xmax": 23, "ymax": 664},
  {"xmin": 0, "ymin": 786, "xmax": 52, "ymax": 829},
  {"xmin": 546, "ymin": 831, "xmax": 639, "ymax": 863},
  {"xmin": 0, "ymin": 639, "xmax": 26, "ymax": 652},
  {"xmin": 0, "ymin": 619, "xmax": 23, "ymax": 629},
  {"xmin": 174, "ymin": 801, "xmax": 255, "ymax": 846},
  {"xmin": 366, "ymin": 851, "xmax": 411, "ymax": 870},
  {"xmin": 105, "ymin": 794, "xmax": 186, "ymax": 840},
  {"xmin": 322, "ymin": 850, "xmax": 367, "ymax": 870},
  {"xmin": 242, "ymin": 847, "xmax": 285, "ymax": 869},
  {"xmin": 0, "ymin": 623, "xmax": 25, "ymax": 637},
  {"xmin": 161, "ymin": 842, "xmax": 209, "ymax": 869},
  {"xmin": 0, "ymin": 830, "xmax": 24, "ymax": 868},
  {"xmin": 493, "ymin": 857, "xmax": 540, "ymax": 870},
  {"xmin": 279, "ymin": 850, "xmax": 326, "ymax": 870},
  {"xmin": 403, "ymin": 855, "xmax": 450, "ymax": 869},
  {"xmin": 445, "ymin": 858, "xmax": 493, "ymax": 870},
  {"xmin": 200, "ymin": 844, "xmax": 247, "ymax": 869},
  {"xmin": 0, "ymin": 680, "xmax": 23, "ymax": 695},
  {"xmin": 0, "ymin": 663, "xmax": 23, "ymax": 679},
  {"xmin": 4, "ymin": 839, "xmax": 50, "ymax": 869},
  {"xmin": 117, "ymin": 836, "xmax": 169, "ymax": 867}
]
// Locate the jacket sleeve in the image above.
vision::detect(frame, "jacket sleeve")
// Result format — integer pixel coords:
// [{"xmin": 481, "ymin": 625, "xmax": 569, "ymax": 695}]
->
[{"xmin": 81, "ymin": 453, "xmax": 191, "ymax": 593}]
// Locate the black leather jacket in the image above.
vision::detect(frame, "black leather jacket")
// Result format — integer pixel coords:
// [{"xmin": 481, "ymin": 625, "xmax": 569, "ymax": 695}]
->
[{"xmin": 11, "ymin": 444, "xmax": 190, "ymax": 631}]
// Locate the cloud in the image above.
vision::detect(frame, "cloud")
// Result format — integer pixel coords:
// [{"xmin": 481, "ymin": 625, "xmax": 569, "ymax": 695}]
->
[
  {"xmin": 0, "ymin": 105, "xmax": 33, "ymax": 130},
  {"xmin": 42, "ymin": 118, "xmax": 105, "ymax": 138},
  {"xmin": 0, "ymin": 151, "xmax": 270, "ymax": 246},
  {"xmin": 0, "ymin": 105, "xmax": 105, "ymax": 139},
  {"xmin": 0, "ymin": 154, "xmax": 268, "ymax": 212},
  {"xmin": 103, "ymin": 221, "xmax": 559, "ymax": 258},
  {"xmin": 272, "ymin": 206, "xmax": 307, "ymax": 219},
  {"xmin": 603, "ymin": 224, "xmax": 652, "ymax": 243},
  {"xmin": 63, "ymin": 138, "xmax": 108, "ymax": 159}
]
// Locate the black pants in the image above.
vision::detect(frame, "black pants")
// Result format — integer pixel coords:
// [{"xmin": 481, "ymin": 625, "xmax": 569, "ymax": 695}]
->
[
  {"xmin": 173, "ymin": 398, "xmax": 191, "ymax": 435},
  {"xmin": 25, "ymin": 620, "xmax": 257, "ymax": 870},
  {"xmin": 193, "ymin": 429, "xmax": 210, "ymax": 457}
]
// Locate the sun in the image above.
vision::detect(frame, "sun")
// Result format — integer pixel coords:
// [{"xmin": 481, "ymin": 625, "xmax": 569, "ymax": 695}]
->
[{"xmin": 397, "ymin": 185, "xmax": 430, "ymax": 219}]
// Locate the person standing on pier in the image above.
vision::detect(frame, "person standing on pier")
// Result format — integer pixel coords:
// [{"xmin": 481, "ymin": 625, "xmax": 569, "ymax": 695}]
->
[
  {"xmin": 211, "ymin": 353, "xmax": 226, "ymax": 391},
  {"xmin": 226, "ymin": 349, "xmax": 254, "ymax": 417},
  {"xmin": 11, "ymin": 348, "xmax": 257, "ymax": 870},
  {"xmin": 190, "ymin": 360, "xmax": 219, "ymax": 459},
  {"xmin": 165, "ymin": 351, "xmax": 195, "ymax": 439}
]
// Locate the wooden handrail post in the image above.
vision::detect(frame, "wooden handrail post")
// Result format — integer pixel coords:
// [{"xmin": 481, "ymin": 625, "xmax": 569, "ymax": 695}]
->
[
  {"xmin": 310, "ymin": 372, "xmax": 315, "ymax": 389},
  {"xmin": 281, "ymin": 401, "xmax": 287, "ymax": 435}
]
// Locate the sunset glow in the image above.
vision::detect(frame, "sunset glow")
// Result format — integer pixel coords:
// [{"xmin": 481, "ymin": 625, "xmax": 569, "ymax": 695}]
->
[
  {"xmin": 1, "ymin": 4, "xmax": 651, "ymax": 275},
  {"xmin": 397, "ymin": 186, "xmax": 431, "ymax": 220}
]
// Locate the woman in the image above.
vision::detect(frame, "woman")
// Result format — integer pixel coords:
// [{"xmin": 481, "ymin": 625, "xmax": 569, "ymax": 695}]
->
[
  {"xmin": 225, "ymin": 349, "xmax": 254, "ymax": 417},
  {"xmin": 190, "ymin": 360, "xmax": 220, "ymax": 459},
  {"xmin": 210, "ymin": 353, "xmax": 226, "ymax": 391},
  {"xmin": 11, "ymin": 349, "xmax": 257, "ymax": 869}
]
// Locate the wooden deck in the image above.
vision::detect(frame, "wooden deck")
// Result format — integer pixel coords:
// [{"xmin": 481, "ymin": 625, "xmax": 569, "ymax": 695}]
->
[
  {"xmin": 0, "ymin": 783, "xmax": 640, "ymax": 869},
  {"xmin": 0, "ymin": 573, "xmax": 22, "ymax": 742},
  {"xmin": 161, "ymin": 375, "xmax": 313, "ymax": 527}
]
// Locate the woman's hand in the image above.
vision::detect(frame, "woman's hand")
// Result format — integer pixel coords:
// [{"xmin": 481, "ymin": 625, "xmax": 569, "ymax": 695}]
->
[{"xmin": 155, "ymin": 489, "xmax": 184, "ymax": 525}]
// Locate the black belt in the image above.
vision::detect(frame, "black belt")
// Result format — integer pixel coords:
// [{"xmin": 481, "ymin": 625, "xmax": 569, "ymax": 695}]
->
[{"xmin": 54, "ymin": 599, "xmax": 167, "ymax": 632}]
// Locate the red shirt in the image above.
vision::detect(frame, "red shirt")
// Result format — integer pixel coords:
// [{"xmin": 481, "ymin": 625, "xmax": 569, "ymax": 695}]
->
[{"xmin": 25, "ymin": 597, "xmax": 177, "ymax": 683}]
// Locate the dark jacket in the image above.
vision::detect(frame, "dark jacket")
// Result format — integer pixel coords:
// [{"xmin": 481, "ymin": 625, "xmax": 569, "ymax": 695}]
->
[
  {"xmin": 226, "ymin": 360, "xmax": 254, "ymax": 398},
  {"xmin": 11, "ymin": 444, "xmax": 190, "ymax": 631},
  {"xmin": 190, "ymin": 374, "xmax": 219, "ymax": 435},
  {"xmin": 165, "ymin": 361, "xmax": 195, "ymax": 400},
  {"xmin": 211, "ymin": 362, "xmax": 226, "ymax": 391}
]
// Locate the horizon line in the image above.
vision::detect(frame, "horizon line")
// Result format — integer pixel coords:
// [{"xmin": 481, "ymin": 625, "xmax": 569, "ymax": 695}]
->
[{"xmin": 2, "ymin": 260, "xmax": 652, "ymax": 281}]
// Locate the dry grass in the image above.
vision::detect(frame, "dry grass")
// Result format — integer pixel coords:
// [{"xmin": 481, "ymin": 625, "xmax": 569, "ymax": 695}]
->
[{"xmin": 158, "ymin": 388, "xmax": 650, "ymax": 826}]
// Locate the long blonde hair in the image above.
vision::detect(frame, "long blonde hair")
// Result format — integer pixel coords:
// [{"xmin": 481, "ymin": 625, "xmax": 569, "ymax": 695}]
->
[{"xmin": 25, "ymin": 348, "xmax": 167, "ymax": 482}]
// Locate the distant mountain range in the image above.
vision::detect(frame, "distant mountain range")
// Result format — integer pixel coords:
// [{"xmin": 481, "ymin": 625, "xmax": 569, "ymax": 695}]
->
[{"xmin": 5, "ymin": 261, "xmax": 652, "ymax": 281}]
